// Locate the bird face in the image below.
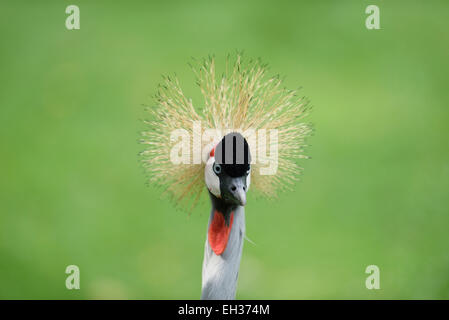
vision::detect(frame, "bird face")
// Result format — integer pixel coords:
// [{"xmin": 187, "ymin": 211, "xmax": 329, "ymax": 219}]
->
[{"xmin": 205, "ymin": 133, "xmax": 251, "ymax": 206}]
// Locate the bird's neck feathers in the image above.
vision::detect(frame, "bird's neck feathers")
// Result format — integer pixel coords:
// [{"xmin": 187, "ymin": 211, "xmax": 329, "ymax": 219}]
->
[
  {"xmin": 201, "ymin": 193, "xmax": 246, "ymax": 299},
  {"xmin": 207, "ymin": 192, "xmax": 238, "ymax": 256}
]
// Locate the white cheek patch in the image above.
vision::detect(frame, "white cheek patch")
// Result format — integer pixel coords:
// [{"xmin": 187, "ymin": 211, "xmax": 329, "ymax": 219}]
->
[
  {"xmin": 246, "ymin": 171, "xmax": 251, "ymax": 191},
  {"xmin": 205, "ymin": 157, "xmax": 221, "ymax": 198}
]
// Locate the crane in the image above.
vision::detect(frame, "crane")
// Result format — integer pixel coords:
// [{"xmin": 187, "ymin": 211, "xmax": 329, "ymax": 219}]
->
[
  {"xmin": 140, "ymin": 54, "xmax": 312, "ymax": 299},
  {"xmin": 201, "ymin": 132, "xmax": 250, "ymax": 299}
]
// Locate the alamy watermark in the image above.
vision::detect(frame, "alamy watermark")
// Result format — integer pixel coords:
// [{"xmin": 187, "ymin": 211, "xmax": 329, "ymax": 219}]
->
[
  {"xmin": 365, "ymin": 5, "xmax": 380, "ymax": 30},
  {"xmin": 66, "ymin": 5, "xmax": 80, "ymax": 30},
  {"xmin": 365, "ymin": 265, "xmax": 380, "ymax": 290},
  {"xmin": 65, "ymin": 265, "xmax": 80, "ymax": 290},
  {"xmin": 170, "ymin": 121, "xmax": 278, "ymax": 175}
]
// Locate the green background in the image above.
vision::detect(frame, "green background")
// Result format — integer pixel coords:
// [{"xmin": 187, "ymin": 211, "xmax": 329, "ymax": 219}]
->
[{"xmin": 1, "ymin": 0, "xmax": 448, "ymax": 299}]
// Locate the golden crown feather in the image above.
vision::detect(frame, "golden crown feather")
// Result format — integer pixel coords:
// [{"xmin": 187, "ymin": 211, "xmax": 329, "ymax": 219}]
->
[{"xmin": 140, "ymin": 54, "xmax": 313, "ymax": 211}]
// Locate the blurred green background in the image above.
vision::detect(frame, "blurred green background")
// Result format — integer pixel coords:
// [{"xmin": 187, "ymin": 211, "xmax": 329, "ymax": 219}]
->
[{"xmin": 1, "ymin": 0, "xmax": 448, "ymax": 299}]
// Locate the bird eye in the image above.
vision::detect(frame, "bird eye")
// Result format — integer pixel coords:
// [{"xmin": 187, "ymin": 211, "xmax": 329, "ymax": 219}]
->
[
  {"xmin": 213, "ymin": 163, "xmax": 222, "ymax": 175},
  {"xmin": 246, "ymin": 165, "xmax": 251, "ymax": 175}
]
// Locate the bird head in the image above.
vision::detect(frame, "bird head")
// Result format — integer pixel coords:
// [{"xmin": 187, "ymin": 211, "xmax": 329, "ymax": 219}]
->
[{"xmin": 205, "ymin": 132, "xmax": 251, "ymax": 206}]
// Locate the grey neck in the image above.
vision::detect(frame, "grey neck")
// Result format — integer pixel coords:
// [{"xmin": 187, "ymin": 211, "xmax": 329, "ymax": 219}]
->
[{"xmin": 201, "ymin": 193, "xmax": 246, "ymax": 300}]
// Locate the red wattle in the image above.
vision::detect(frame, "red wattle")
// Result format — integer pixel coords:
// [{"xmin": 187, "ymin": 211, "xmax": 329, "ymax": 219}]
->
[{"xmin": 208, "ymin": 210, "xmax": 234, "ymax": 255}]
